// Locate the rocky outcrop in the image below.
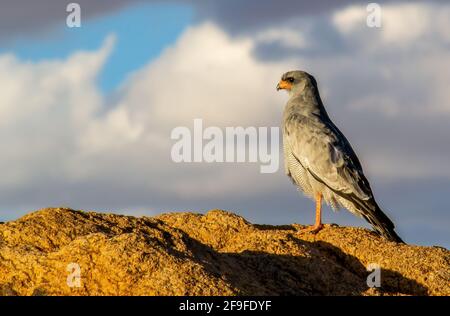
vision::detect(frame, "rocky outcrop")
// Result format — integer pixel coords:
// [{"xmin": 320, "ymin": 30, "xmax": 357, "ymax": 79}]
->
[{"xmin": 0, "ymin": 208, "xmax": 448, "ymax": 296}]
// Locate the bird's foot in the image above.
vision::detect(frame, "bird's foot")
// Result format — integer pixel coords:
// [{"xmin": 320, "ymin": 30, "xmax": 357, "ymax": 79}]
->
[{"xmin": 299, "ymin": 223, "xmax": 324, "ymax": 234}]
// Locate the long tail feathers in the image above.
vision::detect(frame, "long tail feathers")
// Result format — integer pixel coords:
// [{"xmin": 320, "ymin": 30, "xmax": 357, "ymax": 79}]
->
[{"xmin": 358, "ymin": 199, "xmax": 404, "ymax": 243}]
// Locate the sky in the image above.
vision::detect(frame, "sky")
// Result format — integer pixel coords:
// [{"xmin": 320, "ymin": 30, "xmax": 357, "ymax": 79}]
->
[{"xmin": 0, "ymin": 0, "xmax": 449, "ymax": 248}]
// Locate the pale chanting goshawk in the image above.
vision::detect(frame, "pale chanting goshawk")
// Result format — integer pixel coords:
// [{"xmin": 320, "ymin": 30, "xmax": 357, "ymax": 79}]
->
[{"xmin": 277, "ymin": 70, "xmax": 403, "ymax": 243}]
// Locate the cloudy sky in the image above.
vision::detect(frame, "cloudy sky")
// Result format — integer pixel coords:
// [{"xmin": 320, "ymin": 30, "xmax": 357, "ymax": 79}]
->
[{"xmin": 0, "ymin": 0, "xmax": 448, "ymax": 247}]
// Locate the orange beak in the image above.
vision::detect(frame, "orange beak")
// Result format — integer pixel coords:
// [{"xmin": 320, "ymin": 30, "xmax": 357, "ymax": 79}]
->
[{"xmin": 276, "ymin": 80, "xmax": 292, "ymax": 91}]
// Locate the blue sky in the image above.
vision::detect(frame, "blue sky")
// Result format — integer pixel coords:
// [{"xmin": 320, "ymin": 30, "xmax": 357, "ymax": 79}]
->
[{"xmin": 0, "ymin": 3, "xmax": 193, "ymax": 92}]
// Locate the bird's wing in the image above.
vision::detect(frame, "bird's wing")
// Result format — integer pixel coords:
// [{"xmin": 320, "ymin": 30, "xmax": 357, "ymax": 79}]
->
[
  {"xmin": 285, "ymin": 115, "xmax": 404, "ymax": 242},
  {"xmin": 285, "ymin": 114, "xmax": 373, "ymax": 201}
]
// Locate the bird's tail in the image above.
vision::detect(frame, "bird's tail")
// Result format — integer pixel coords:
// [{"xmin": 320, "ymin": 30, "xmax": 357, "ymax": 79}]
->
[{"xmin": 358, "ymin": 199, "xmax": 404, "ymax": 243}]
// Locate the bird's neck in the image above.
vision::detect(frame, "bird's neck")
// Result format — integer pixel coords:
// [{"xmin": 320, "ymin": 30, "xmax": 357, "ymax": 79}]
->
[{"xmin": 287, "ymin": 86, "xmax": 329, "ymax": 119}]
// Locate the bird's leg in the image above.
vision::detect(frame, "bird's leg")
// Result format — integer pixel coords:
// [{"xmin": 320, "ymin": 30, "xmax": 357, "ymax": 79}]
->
[
  {"xmin": 312, "ymin": 192, "xmax": 324, "ymax": 232},
  {"xmin": 300, "ymin": 193, "xmax": 324, "ymax": 234}
]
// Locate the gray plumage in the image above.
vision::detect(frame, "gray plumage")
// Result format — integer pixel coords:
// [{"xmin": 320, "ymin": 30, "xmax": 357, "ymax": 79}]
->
[{"xmin": 279, "ymin": 70, "xmax": 403, "ymax": 243}]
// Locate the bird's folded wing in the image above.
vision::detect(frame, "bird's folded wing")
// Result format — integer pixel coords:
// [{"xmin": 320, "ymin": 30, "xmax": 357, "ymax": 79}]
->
[{"xmin": 285, "ymin": 117, "xmax": 372, "ymax": 201}]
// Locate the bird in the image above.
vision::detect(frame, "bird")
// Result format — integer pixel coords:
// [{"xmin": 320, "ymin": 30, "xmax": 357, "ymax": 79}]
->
[{"xmin": 277, "ymin": 70, "xmax": 404, "ymax": 243}]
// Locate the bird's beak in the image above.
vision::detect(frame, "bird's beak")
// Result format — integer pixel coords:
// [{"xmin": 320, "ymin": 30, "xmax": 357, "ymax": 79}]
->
[{"xmin": 276, "ymin": 80, "xmax": 292, "ymax": 91}]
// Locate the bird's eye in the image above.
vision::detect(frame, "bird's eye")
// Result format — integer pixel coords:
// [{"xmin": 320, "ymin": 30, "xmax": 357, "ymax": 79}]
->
[{"xmin": 287, "ymin": 77, "xmax": 295, "ymax": 83}]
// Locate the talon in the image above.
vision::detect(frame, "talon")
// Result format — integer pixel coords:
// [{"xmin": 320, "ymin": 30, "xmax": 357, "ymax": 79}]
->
[{"xmin": 300, "ymin": 224, "xmax": 324, "ymax": 234}]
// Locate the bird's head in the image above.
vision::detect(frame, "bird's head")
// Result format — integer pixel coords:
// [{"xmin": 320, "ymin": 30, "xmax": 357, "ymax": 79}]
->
[{"xmin": 276, "ymin": 70, "xmax": 317, "ymax": 96}]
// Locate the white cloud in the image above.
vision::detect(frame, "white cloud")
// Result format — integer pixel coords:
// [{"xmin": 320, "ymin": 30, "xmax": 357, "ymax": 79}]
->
[
  {"xmin": 328, "ymin": 2, "xmax": 450, "ymax": 118},
  {"xmin": 333, "ymin": 3, "xmax": 450, "ymax": 46},
  {"xmin": 115, "ymin": 23, "xmax": 287, "ymax": 128},
  {"xmin": 0, "ymin": 35, "xmax": 115, "ymax": 189},
  {"xmin": 76, "ymin": 23, "xmax": 290, "ymax": 197},
  {"xmin": 380, "ymin": 4, "xmax": 429, "ymax": 44},
  {"xmin": 255, "ymin": 27, "xmax": 307, "ymax": 49},
  {"xmin": 0, "ymin": 24, "xmax": 291, "ymax": 201},
  {"xmin": 332, "ymin": 5, "xmax": 366, "ymax": 34}
]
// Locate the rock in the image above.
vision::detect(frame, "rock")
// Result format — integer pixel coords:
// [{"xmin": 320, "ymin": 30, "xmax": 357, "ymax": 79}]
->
[{"xmin": 0, "ymin": 208, "xmax": 448, "ymax": 296}]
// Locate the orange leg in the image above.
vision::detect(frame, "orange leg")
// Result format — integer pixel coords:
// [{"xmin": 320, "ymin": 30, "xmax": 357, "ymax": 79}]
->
[{"xmin": 301, "ymin": 193, "xmax": 324, "ymax": 234}]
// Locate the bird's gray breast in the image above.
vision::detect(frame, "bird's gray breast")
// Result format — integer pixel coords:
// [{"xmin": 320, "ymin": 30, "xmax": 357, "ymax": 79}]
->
[
  {"xmin": 282, "ymin": 127, "xmax": 316, "ymax": 198},
  {"xmin": 282, "ymin": 111, "xmax": 339, "ymax": 196}
]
